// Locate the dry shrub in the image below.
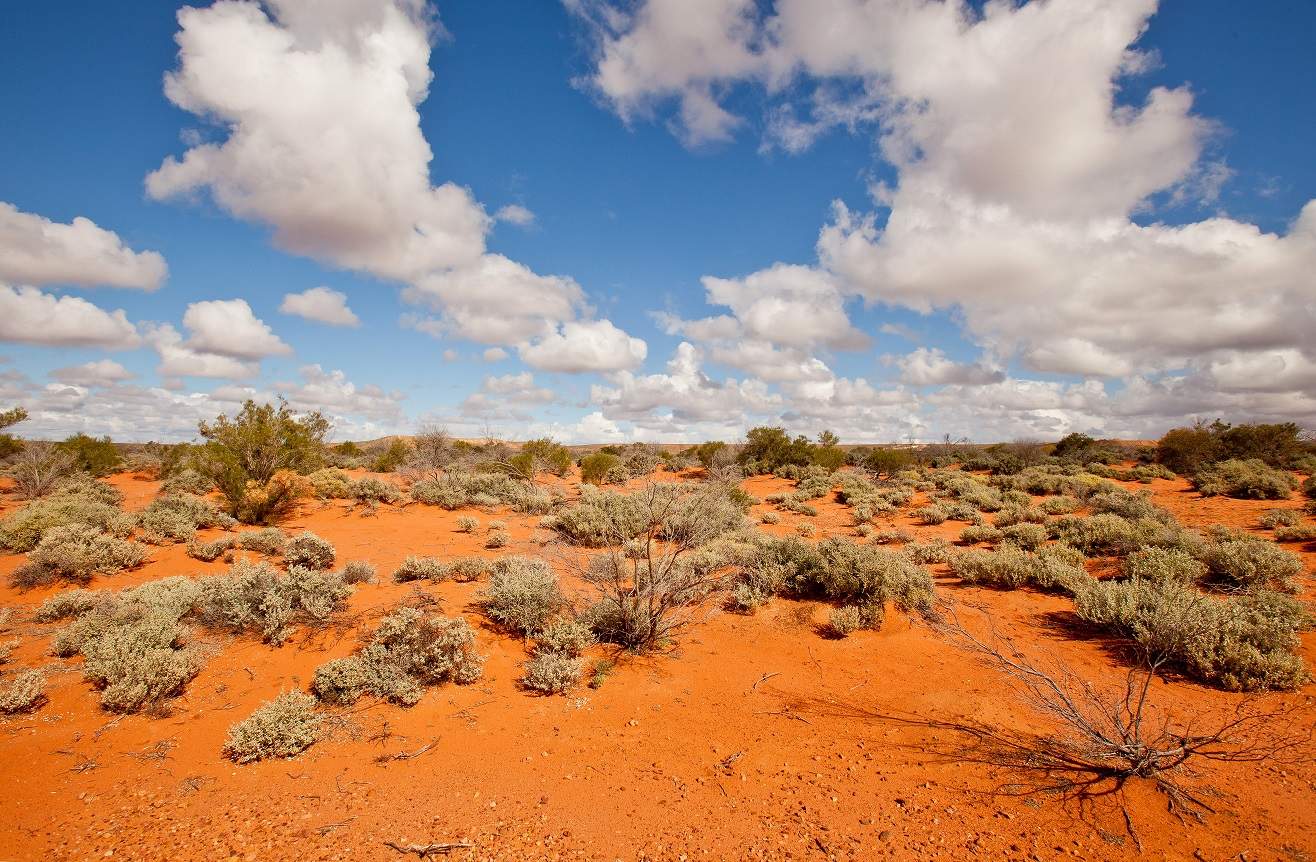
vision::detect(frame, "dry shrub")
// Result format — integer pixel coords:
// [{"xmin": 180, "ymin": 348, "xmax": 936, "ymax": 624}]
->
[
  {"xmin": 522, "ymin": 651, "xmax": 583, "ymax": 694},
  {"xmin": 194, "ymin": 559, "xmax": 352, "ymax": 645},
  {"xmin": 237, "ymin": 527, "xmax": 286, "ymax": 556},
  {"xmin": 186, "ymin": 535, "xmax": 237, "ymax": 562},
  {"xmin": 481, "ymin": 557, "xmax": 564, "ymax": 636},
  {"xmin": 51, "ymin": 577, "xmax": 204, "ymax": 713},
  {"xmin": 960, "ymin": 524, "xmax": 1003, "ymax": 544},
  {"xmin": 913, "ymin": 505, "xmax": 948, "ymax": 525},
  {"xmin": 1273, "ymin": 524, "xmax": 1316, "ymax": 543},
  {"xmin": 951, "ymin": 544, "xmax": 1089, "ymax": 594},
  {"xmin": 349, "ymin": 477, "xmax": 402, "ymax": 505},
  {"xmin": 308, "ymin": 468, "xmax": 353, "ymax": 499},
  {"xmin": 393, "ymin": 556, "xmax": 450, "ymax": 583},
  {"xmin": 1258, "ymin": 509, "xmax": 1301, "ymax": 530},
  {"xmin": 138, "ymin": 494, "xmax": 234, "ymax": 545},
  {"xmin": 1000, "ymin": 522, "xmax": 1048, "ymax": 551},
  {"xmin": 0, "ymin": 670, "xmax": 46, "ymax": 713},
  {"xmin": 14, "ymin": 524, "xmax": 148, "ymax": 588},
  {"xmin": 826, "ymin": 606, "xmax": 862, "ymax": 638},
  {"xmin": 485, "ymin": 530, "xmax": 510, "ymax": 549},
  {"xmin": 311, "ymin": 606, "xmax": 483, "ymax": 706},
  {"xmin": 1122, "ymin": 547, "xmax": 1204, "ymax": 585},
  {"xmin": 283, "ymin": 531, "xmax": 335, "ymax": 570},
  {"xmin": 1200, "ymin": 530, "xmax": 1304, "ymax": 593},
  {"xmin": 224, "ymin": 691, "xmax": 321, "ymax": 763},
  {"xmin": 7, "ymin": 443, "xmax": 76, "ymax": 499},
  {"xmin": 456, "ymin": 515, "xmax": 480, "ymax": 533},
  {"xmin": 340, "ymin": 561, "xmax": 376, "ymax": 584}
]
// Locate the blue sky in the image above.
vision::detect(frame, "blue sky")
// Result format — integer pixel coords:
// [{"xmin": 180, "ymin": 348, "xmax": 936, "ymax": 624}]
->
[{"xmin": 0, "ymin": 0, "xmax": 1312, "ymax": 443}]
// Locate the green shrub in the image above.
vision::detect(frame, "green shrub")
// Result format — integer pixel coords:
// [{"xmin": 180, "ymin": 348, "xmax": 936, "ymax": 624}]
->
[
  {"xmin": 521, "ymin": 651, "xmax": 583, "ymax": 694},
  {"xmin": 1194, "ymin": 459, "xmax": 1298, "ymax": 500},
  {"xmin": 311, "ymin": 606, "xmax": 483, "ymax": 705},
  {"xmin": 580, "ymin": 452, "xmax": 624, "ymax": 485},
  {"xmin": 1075, "ymin": 578, "xmax": 1309, "ymax": 690},
  {"xmin": 0, "ymin": 670, "xmax": 47, "ymax": 713},
  {"xmin": 194, "ymin": 399, "xmax": 328, "ymax": 524},
  {"xmin": 224, "ymin": 691, "xmax": 321, "ymax": 763},
  {"xmin": 1200, "ymin": 533, "xmax": 1304, "ymax": 593},
  {"xmin": 15, "ymin": 524, "xmax": 148, "ymax": 587},
  {"xmin": 54, "ymin": 433, "xmax": 121, "ymax": 477},
  {"xmin": 0, "ymin": 495, "xmax": 132, "ymax": 553},
  {"xmin": 481, "ymin": 557, "xmax": 563, "ymax": 636},
  {"xmin": 283, "ymin": 532, "xmax": 335, "ymax": 570}
]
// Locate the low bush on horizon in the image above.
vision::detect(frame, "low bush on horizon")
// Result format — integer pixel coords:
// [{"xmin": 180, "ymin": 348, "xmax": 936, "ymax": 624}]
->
[{"xmin": 1194, "ymin": 459, "xmax": 1299, "ymax": 500}]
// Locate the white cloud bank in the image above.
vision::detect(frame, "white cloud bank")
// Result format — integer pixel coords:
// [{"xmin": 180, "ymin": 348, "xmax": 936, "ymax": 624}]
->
[
  {"xmin": 0, "ymin": 201, "xmax": 167, "ymax": 290},
  {"xmin": 148, "ymin": 0, "xmax": 644, "ymax": 370},
  {"xmin": 570, "ymin": 0, "xmax": 1316, "ymax": 435},
  {"xmin": 280, "ymin": 287, "xmax": 360, "ymax": 327}
]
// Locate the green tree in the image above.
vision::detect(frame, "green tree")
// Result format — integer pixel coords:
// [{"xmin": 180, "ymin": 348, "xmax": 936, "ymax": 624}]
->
[
  {"xmin": 737, "ymin": 427, "xmax": 813, "ymax": 473},
  {"xmin": 55, "ymin": 433, "xmax": 121, "ymax": 476},
  {"xmin": 813, "ymin": 430, "xmax": 845, "ymax": 471},
  {"xmin": 0, "ymin": 406, "xmax": 27, "ymax": 459},
  {"xmin": 196, "ymin": 399, "xmax": 329, "ymax": 523}
]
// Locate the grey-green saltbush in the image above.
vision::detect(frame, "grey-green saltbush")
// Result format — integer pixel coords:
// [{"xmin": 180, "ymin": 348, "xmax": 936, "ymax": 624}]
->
[
  {"xmin": 481, "ymin": 557, "xmax": 563, "ymax": 636},
  {"xmin": 521, "ymin": 651, "xmax": 582, "ymax": 694},
  {"xmin": 311, "ymin": 607, "xmax": 483, "ymax": 705},
  {"xmin": 951, "ymin": 544, "xmax": 1088, "ymax": 594},
  {"xmin": 14, "ymin": 524, "xmax": 147, "ymax": 587},
  {"xmin": 283, "ymin": 531, "xmax": 335, "ymax": 570},
  {"xmin": 224, "ymin": 691, "xmax": 321, "ymax": 763},
  {"xmin": 1075, "ymin": 578, "xmax": 1309, "ymax": 691}
]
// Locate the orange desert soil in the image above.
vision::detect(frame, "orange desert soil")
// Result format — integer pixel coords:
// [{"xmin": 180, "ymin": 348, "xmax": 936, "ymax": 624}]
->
[{"xmin": 0, "ymin": 470, "xmax": 1313, "ymax": 861}]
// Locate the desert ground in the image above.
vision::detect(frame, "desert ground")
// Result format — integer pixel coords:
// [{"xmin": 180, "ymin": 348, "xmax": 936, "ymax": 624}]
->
[{"xmin": 0, "ymin": 454, "xmax": 1313, "ymax": 862}]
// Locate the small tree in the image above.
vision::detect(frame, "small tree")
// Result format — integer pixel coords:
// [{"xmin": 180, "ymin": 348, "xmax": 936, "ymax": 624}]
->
[
  {"xmin": 738, "ymin": 427, "xmax": 813, "ymax": 473},
  {"xmin": 195, "ymin": 399, "xmax": 329, "ymax": 524},
  {"xmin": 0, "ymin": 406, "xmax": 26, "ymax": 460},
  {"xmin": 55, "ymin": 433, "xmax": 121, "ymax": 476}
]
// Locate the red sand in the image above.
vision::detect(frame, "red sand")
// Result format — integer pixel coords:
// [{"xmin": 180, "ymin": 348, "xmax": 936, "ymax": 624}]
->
[{"xmin": 0, "ymin": 471, "xmax": 1312, "ymax": 861}]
